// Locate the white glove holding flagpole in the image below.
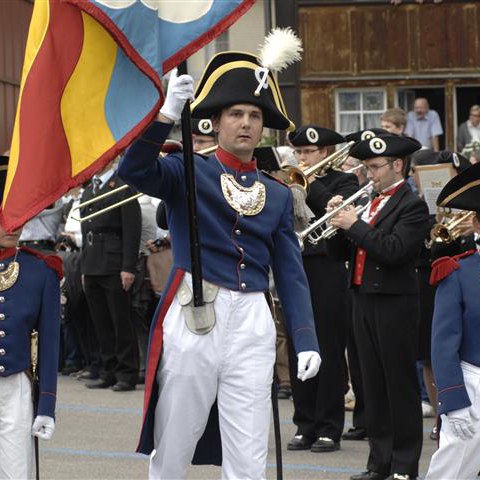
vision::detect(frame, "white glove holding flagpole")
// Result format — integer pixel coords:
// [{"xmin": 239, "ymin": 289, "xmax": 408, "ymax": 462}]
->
[
  {"xmin": 297, "ymin": 351, "xmax": 321, "ymax": 381},
  {"xmin": 32, "ymin": 415, "xmax": 55, "ymax": 440},
  {"xmin": 159, "ymin": 68, "xmax": 195, "ymax": 122}
]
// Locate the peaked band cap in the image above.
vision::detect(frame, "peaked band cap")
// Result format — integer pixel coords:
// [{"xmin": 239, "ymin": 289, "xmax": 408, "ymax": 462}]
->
[
  {"xmin": 436, "ymin": 150, "xmax": 471, "ymax": 172},
  {"xmin": 192, "ymin": 118, "xmax": 215, "ymax": 137},
  {"xmin": 345, "ymin": 128, "xmax": 390, "ymax": 143},
  {"xmin": 436, "ymin": 162, "xmax": 480, "ymax": 211},
  {"xmin": 190, "ymin": 51, "xmax": 295, "ymax": 131},
  {"xmin": 349, "ymin": 134, "xmax": 422, "ymax": 161},
  {"xmin": 288, "ymin": 125, "xmax": 345, "ymax": 147}
]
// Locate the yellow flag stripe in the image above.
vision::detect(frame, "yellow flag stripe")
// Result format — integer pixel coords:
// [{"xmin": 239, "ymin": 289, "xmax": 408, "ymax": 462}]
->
[
  {"xmin": 61, "ymin": 12, "xmax": 117, "ymax": 176},
  {"xmin": 5, "ymin": 0, "xmax": 51, "ymax": 204}
]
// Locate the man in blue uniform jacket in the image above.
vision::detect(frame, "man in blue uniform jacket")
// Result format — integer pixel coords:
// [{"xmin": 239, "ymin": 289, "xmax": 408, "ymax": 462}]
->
[
  {"xmin": 0, "ymin": 155, "xmax": 62, "ymax": 479},
  {"xmin": 425, "ymin": 162, "xmax": 480, "ymax": 480},
  {"xmin": 119, "ymin": 49, "xmax": 321, "ymax": 479}
]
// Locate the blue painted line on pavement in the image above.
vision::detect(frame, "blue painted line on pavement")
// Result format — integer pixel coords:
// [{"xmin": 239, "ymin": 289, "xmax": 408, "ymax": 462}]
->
[
  {"xmin": 57, "ymin": 403, "xmax": 142, "ymax": 415},
  {"xmin": 42, "ymin": 447, "xmax": 363, "ymax": 474}
]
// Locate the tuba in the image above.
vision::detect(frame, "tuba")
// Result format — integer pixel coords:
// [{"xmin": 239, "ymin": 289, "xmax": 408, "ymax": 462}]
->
[
  {"xmin": 429, "ymin": 210, "xmax": 476, "ymax": 244},
  {"xmin": 296, "ymin": 181, "xmax": 374, "ymax": 250},
  {"xmin": 277, "ymin": 141, "xmax": 354, "ymax": 192}
]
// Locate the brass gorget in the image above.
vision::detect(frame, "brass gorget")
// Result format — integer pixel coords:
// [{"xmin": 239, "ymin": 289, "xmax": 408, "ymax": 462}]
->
[
  {"xmin": 220, "ymin": 173, "xmax": 266, "ymax": 216},
  {"xmin": 0, "ymin": 249, "xmax": 20, "ymax": 291}
]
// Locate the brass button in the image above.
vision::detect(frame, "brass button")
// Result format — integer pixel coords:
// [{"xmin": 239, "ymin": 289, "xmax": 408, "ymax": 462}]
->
[
  {"xmin": 0, "ymin": 264, "xmax": 4, "ymax": 270},
  {"xmin": 0, "ymin": 331, "xmax": 5, "ymax": 338},
  {"xmin": 0, "ymin": 366, "xmax": 5, "ymax": 373},
  {"xmin": 0, "ymin": 349, "xmax": 5, "ymax": 356},
  {"xmin": 241, "ymin": 175, "xmax": 247, "ymax": 182},
  {"xmin": 238, "ymin": 247, "xmax": 244, "ymax": 253},
  {"xmin": 240, "ymin": 283, "xmax": 247, "ymax": 290},
  {"xmin": 240, "ymin": 264, "xmax": 246, "ymax": 270},
  {"xmin": 0, "ymin": 297, "xmax": 4, "ymax": 303},
  {"xmin": 235, "ymin": 229, "xmax": 241, "ymax": 236},
  {"xmin": 0, "ymin": 314, "xmax": 5, "ymax": 320}
]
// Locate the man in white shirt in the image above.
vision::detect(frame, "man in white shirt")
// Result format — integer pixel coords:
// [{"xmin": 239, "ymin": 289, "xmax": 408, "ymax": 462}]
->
[{"xmin": 405, "ymin": 97, "xmax": 443, "ymax": 151}]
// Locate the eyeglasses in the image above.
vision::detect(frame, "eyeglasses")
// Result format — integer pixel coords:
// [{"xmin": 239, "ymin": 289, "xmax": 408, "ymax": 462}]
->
[
  {"xmin": 293, "ymin": 148, "xmax": 320, "ymax": 156},
  {"xmin": 365, "ymin": 162, "xmax": 391, "ymax": 173}
]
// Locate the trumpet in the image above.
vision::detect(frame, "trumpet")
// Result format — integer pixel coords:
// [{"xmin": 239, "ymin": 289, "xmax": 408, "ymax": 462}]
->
[
  {"xmin": 429, "ymin": 210, "xmax": 476, "ymax": 244},
  {"xmin": 72, "ymin": 144, "xmax": 218, "ymax": 222},
  {"xmin": 277, "ymin": 141, "xmax": 354, "ymax": 192},
  {"xmin": 296, "ymin": 181, "xmax": 374, "ymax": 249}
]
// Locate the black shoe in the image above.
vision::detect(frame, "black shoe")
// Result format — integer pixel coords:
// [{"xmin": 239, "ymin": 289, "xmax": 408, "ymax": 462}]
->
[
  {"xmin": 112, "ymin": 381, "xmax": 135, "ymax": 392},
  {"xmin": 61, "ymin": 365, "xmax": 82, "ymax": 376},
  {"xmin": 86, "ymin": 379, "xmax": 114, "ymax": 389},
  {"xmin": 342, "ymin": 426, "xmax": 367, "ymax": 440},
  {"xmin": 311, "ymin": 437, "xmax": 340, "ymax": 452},
  {"xmin": 386, "ymin": 475, "xmax": 416, "ymax": 480},
  {"xmin": 350, "ymin": 472, "xmax": 388, "ymax": 480},
  {"xmin": 76, "ymin": 370, "xmax": 100, "ymax": 381},
  {"xmin": 277, "ymin": 386, "xmax": 292, "ymax": 399},
  {"xmin": 287, "ymin": 434, "xmax": 315, "ymax": 450}
]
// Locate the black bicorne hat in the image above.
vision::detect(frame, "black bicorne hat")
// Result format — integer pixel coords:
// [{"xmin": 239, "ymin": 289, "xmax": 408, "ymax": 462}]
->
[
  {"xmin": 345, "ymin": 128, "xmax": 390, "ymax": 143},
  {"xmin": 349, "ymin": 134, "xmax": 422, "ymax": 161},
  {"xmin": 190, "ymin": 51, "xmax": 294, "ymax": 131},
  {"xmin": 288, "ymin": 125, "xmax": 345, "ymax": 148},
  {"xmin": 436, "ymin": 162, "xmax": 480, "ymax": 211},
  {"xmin": 192, "ymin": 118, "xmax": 214, "ymax": 137}
]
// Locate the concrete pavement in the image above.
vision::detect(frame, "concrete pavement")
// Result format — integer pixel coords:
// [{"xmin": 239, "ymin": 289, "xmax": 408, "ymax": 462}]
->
[{"xmin": 39, "ymin": 375, "xmax": 437, "ymax": 479}]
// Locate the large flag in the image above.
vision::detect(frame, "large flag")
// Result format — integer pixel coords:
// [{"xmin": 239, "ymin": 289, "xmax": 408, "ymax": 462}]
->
[{"xmin": 2, "ymin": 0, "xmax": 256, "ymax": 231}]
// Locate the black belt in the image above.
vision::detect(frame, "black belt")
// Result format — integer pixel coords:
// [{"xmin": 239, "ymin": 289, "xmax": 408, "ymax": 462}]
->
[{"xmin": 19, "ymin": 240, "xmax": 56, "ymax": 250}]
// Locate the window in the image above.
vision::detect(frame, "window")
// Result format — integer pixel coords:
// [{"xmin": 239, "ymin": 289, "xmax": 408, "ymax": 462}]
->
[
  {"xmin": 204, "ymin": 31, "xmax": 229, "ymax": 62},
  {"xmin": 335, "ymin": 89, "xmax": 387, "ymax": 135}
]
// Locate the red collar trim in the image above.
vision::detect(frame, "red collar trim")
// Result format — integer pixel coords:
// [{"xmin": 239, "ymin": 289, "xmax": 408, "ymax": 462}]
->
[
  {"xmin": 216, "ymin": 147, "xmax": 257, "ymax": 172},
  {"xmin": 0, "ymin": 247, "xmax": 18, "ymax": 261}
]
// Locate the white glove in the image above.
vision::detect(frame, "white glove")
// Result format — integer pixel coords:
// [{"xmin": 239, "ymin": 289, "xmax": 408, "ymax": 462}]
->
[
  {"xmin": 32, "ymin": 415, "xmax": 55, "ymax": 440},
  {"xmin": 159, "ymin": 68, "xmax": 195, "ymax": 122},
  {"xmin": 447, "ymin": 407, "xmax": 476, "ymax": 440},
  {"xmin": 297, "ymin": 351, "xmax": 321, "ymax": 382}
]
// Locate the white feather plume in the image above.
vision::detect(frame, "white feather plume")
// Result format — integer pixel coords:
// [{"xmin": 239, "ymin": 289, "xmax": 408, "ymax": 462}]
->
[{"xmin": 258, "ymin": 27, "xmax": 303, "ymax": 72}]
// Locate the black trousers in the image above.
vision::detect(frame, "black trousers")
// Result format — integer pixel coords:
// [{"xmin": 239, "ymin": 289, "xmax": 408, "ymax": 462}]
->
[
  {"xmin": 346, "ymin": 290, "xmax": 366, "ymax": 430},
  {"xmin": 352, "ymin": 291, "xmax": 423, "ymax": 477},
  {"xmin": 288, "ymin": 254, "xmax": 348, "ymax": 442},
  {"xmin": 84, "ymin": 274, "xmax": 139, "ymax": 385}
]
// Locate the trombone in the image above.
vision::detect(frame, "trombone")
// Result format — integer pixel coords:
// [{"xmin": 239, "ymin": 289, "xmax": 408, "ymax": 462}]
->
[
  {"xmin": 296, "ymin": 181, "xmax": 374, "ymax": 250},
  {"xmin": 429, "ymin": 210, "xmax": 476, "ymax": 244},
  {"xmin": 71, "ymin": 145, "xmax": 218, "ymax": 222},
  {"xmin": 277, "ymin": 141, "xmax": 354, "ymax": 192}
]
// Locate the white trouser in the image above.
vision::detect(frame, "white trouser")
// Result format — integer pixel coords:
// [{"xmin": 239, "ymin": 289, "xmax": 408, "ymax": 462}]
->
[
  {"xmin": 425, "ymin": 362, "xmax": 480, "ymax": 480},
  {"xmin": 149, "ymin": 281, "xmax": 276, "ymax": 480},
  {"xmin": 0, "ymin": 372, "xmax": 34, "ymax": 480}
]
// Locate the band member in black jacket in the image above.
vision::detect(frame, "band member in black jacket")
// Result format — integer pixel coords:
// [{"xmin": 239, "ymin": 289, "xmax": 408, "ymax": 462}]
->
[
  {"xmin": 287, "ymin": 126, "xmax": 359, "ymax": 453},
  {"xmin": 326, "ymin": 135, "xmax": 429, "ymax": 480},
  {"xmin": 80, "ymin": 162, "xmax": 141, "ymax": 391}
]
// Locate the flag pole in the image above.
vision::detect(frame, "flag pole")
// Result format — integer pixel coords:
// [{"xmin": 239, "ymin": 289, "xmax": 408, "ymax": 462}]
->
[{"xmin": 177, "ymin": 61, "xmax": 204, "ymax": 307}]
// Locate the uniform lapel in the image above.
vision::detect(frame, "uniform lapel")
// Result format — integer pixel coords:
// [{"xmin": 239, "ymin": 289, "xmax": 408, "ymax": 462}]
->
[{"xmin": 373, "ymin": 183, "xmax": 408, "ymax": 226}]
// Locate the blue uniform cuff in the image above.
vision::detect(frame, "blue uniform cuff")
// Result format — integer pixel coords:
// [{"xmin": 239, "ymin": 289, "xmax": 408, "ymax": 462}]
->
[
  {"xmin": 37, "ymin": 392, "xmax": 57, "ymax": 419},
  {"xmin": 293, "ymin": 327, "xmax": 320, "ymax": 354},
  {"xmin": 437, "ymin": 384, "xmax": 471, "ymax": 415},
  {"xmin": 140, "ymin": 121, "xmax": 173, "ymax": 145}
]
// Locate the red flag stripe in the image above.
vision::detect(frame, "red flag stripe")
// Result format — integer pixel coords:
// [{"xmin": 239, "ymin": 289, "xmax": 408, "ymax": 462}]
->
[{"xmin": 3, "ymin": 0, "xmax": 84, "ymax": 227}]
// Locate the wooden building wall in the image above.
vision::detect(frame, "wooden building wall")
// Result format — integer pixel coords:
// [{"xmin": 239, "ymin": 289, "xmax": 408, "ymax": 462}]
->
[
  {"xmin": 0, "ymin": 0, "xmax": 32, "ymax": 154},
  {"xmin": 277, "ymin": 1, "xmax": 480, "ymax": 150}
]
